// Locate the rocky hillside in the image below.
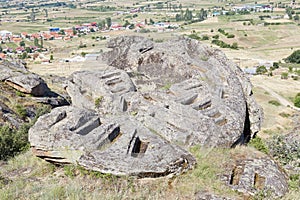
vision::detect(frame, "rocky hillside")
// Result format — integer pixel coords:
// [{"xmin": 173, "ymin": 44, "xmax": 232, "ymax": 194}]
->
[{"xmin": 1, "ymin": 36, "xmax": 297, "ymax": 199}]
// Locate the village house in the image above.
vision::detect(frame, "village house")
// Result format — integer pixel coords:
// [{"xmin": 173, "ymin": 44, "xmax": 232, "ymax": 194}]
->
[{"xmin": 0, "ymin": 53, "xmax": 6, "ymax": 60}]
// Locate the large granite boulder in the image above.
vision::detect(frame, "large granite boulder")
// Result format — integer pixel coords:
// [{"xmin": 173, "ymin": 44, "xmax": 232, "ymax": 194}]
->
[
  {"xmin": 0, "ymin": 60, "xmax": 50, "ymax": 96},
  {"xmin": 73, "ymin": 36, "xmax": 262, "ymax": 147},
  {"xmin": 29, "ymin": 36, "xmax": 264, "ymax": 178},
  {"xmin": 29, "ymin": 106, "xmax": 196, "ymax": 177}
]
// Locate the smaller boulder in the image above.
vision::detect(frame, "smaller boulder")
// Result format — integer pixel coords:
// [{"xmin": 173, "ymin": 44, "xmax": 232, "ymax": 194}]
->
[
  {"xmin": 223, "ymin": 148, "xmax": 289, "ymax": 198},
  {"xmin": 0, "ymin": 61, "xmax": 50, "ymax": 96},
  {"xmin": 6, "ymin": 74, "xmax": 50, "ymax": 97}
]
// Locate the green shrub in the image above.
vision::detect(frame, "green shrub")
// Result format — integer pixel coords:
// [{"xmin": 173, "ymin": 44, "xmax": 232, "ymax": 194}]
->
[
  {"xmin": 139, "ymin": 28, "xmax": 150, "ymax": 33},
  {"xmin": 188, "ymin": 33, "xmax": 201, "ymax": 40},
  {"xmin": 64, "ymin": 165, "xmax": 77, "ymax": 178},
  {"xmin": 268, "ymin": 100, "xmax": 281, "ymax": 106},
  {"xmin": 0, "ymin": 124, "xmax": 30, "ymax": 160},
  {"xmin": 285, "ymin": 50, "xmax": 300, "ymax": 64},
  {"xmin": 268, "ymin": 135, "xmax": 300, "ymax": 166},
  {"xmin": 289, "ymin": 174, "xmax": 300, "ymax": 191},
  {"xmin": 256, "ymin": 66, "xmax": 268, "ymax": 74},
  {"xmin": 201, "ymin": 35, "xmax": 209, "ymax": 40},
  {"xmin": 0, "ymin": 105, "xmax": 50, "ymax": 161},
  {"xmin": 81, "ymin": 52, "xmax": 87, "ymax": 57},
  {"xmin": 212, "ymin": 39, "xmax": 231, "ymax": 48},
  {"xmin": 249, "ymin": 136, "xmax": 269, "ymax": 154},
  {"xmin": 15, "ymin": 104, "xmax": 27, "ymax": 119},
  {"xmin": 226, "ymin": 34, "xmax": 235, "ymax": 38},
  {"xmin": 231, "ymin": 42, "xmax": 238, "ymax": 50},
  {"xmin": 95, "ymin": 96, "xmax": 103, "ymax": 107},
  {"xmin": 212, "ymin": 34, "xmax": 219, "ymax": 39},
  {"xmin": 294, "ymin": 93, "xmax": 300, "ymax": 108},
  {"xmin": 15, "ymin": 91, "xmax": 25, "ymax": 97},
  {"xmin": 281, "ymin": 72, "xmax": 288, "ymax": 79},
  {"xmin": 279, "ymin": 112, "xmax": 290, "ymax": 118}
]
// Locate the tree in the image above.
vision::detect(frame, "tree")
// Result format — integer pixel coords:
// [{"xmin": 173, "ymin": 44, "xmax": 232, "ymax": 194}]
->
[
  {"xmin": 106, "ymin": 17, "xmax": 112, "ymax": 28},
  {"xmin": 175, "ymin": 14, "xmax": 181, "ymax": 21},
  {"xmin": 44, "ymin": 9, "xmax": 48, "ymax": 18},
  {"xmin": 34, "ymin": 38, "xmax": 39, "ymax": 47},
  {"xmin": 21, "ymin": 52, "xmax": 27, "ymax": 59},
  {"xmin": 98, "ymin": 20, "xmax": 105, "ymax": 30},
  {"xmin": 197, "ymin": 8, "xmax": 207, "ymax": 21},
  {"xmin": 25, "ymin": 47, "xmax": 32, "ymax": 53},
  {"xmin": 50, "ymin": 54, "xmax": 54, "ymax": 60},
  {"xmin": 285, "ymin": 50, "xmax": 300, "ymax": 64},
  {"xmin": 58, "ymin": 30, "xmax": 65, "ymax": 35},
  {"xmin": 123, "ymin": 20, "xmax": 130, "ymax": 27},
  {"xmin": 30, "ymin": 9, "xmax": 35, "ymax": 22},
  {"xmin": 72, "ymin": 27, "xmax": 77, "ymax": 35},
  {"xmin": 231, "ymin": 42, "xmax": 238, "ymax": 49},
  {"xmin": 179, "ymin": 4, "xmax": 182, "ymax": 10},
  {"xmin": 256, "ymin": 66, "xmax": 267, "ymax": 74},
  {"xmin": 281, "ymin": 72, "xmax": 288, "ymax": 79},
  {"xmin": 286, "ymin": 7, "xmax": 293, "ymax": 19},
  {"xmin": 149, "ymin": 18, "xmax": 155, "ymax": 25},
  {"xmin": 273, "ymin": 62, "xmax": 279, "ymax": 69},
  {"xmin": 184, "ymin": 8, "xmax": 193, "ymax": 20},
  {"xmin": 294, "ymin": 93, "xmax": 300, "ymax": 108},
  {"xmin": 40, "ymin": 38, "xmax": 43, "ymax": 48},
  {"xmin": 19, "ymin": 41, "xmax": 25, "ymax": 47}
]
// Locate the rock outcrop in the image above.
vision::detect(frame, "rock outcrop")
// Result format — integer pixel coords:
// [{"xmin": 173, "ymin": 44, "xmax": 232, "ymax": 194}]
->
[
  {"xmin": 0, "ymin": 60, "xmax": 69, "ymax": 129},
  {"xmin": 29, "ymin": 36, "xmax": 264, "ymax": 177},
  {"xmin": 0, "ymin": 60, "xmax": 50, "ymax": 96},
  {"xmin": 29, "ymin": 106, "xmax": 196, "ymax": 177},
  {"xmin": 222, "ymin": 148, "xmax": 289, "ymax": 198}
]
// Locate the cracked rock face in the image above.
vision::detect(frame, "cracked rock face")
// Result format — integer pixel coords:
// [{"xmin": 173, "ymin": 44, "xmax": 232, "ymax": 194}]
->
[
  {"xmin": 223, "ymin": 149, "xmax": 289, "ymax": 198},
  {"xmin": 29, "ymin": 106, "xmax": 196, "ymax": 177},
  {"xmin": 29, "ymin": 36, "xmax": 264, "ymax": 177},
  {"xmin": 0, "ymin": 61, "xmax": 50, "ymax": 96}
]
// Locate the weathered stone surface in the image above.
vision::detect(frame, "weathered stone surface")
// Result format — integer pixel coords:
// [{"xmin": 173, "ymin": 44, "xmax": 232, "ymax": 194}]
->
[
  {"xmin": 0, "ymin": 60, "xmax": 50, "ymax": 96},
  {"xmin": 268, "ymin": 119, "xmax": 300, "ymax": 176},
  {"xmin": 195, "ymin": 191, "xmax": 234, "ymax": 200},
  {"xmin": 31, "ymin": 96, "xmax": 69, "ymax": 107},
  {"xmin": 100, "ymin": 36, "xmax": 263, "ymax": 146},
  {"xmin": 30, "ymin": 36, "xmax": 265, "ymax": 178},
  {"xmin": 66, "ymin": 69, "xmax": 136, "ymax": 112},
  {"xmin": 223, "ymin": 149, "xmax": 289, "ymax": 198},
  {"xmin": 79, "ymin": 116, "xmax": 195, "ymax": 177},
  {"xmin": 29, "ymin": 106, "xmax": 101, "ymax": 163},
  {"xmin": 29, "ymin": 106, "xmax": 196, "ymax": 176}
]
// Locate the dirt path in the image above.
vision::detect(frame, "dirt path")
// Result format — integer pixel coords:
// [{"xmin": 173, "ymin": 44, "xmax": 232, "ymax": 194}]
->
[{"xmin": 255, "ymin": 82, "xmax": 300, "ymax": 112}]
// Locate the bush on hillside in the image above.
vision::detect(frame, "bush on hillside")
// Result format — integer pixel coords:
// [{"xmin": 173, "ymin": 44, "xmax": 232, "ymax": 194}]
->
[
  {"xmin": 256, "ymin": 66, "xmax": 268, "ymax": 74},
  {"xmin": 249, "ymin": 136, "xmax": 269, "ymax": 154},
  {"xmin": 294, "ymin": 93, "xmax": 300, "ymax": 108},
  {"xmin": 0, "ymin": 105, "xmax": 51, "ymax": 160},
  {"xmin": 268, "ymin": 135, "xmax": 300, "ymax": 166},
  {"xmin": 0, "ymin": 124, "xmax": 30, "ymax": 160},
  {"xmin": 285, "ymin": 50, "xmax": 300, "ymax": 64}
]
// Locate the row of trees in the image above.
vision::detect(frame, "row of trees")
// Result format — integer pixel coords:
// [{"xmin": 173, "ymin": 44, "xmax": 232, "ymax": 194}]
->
[
  {"xmin": 175, "ymin": 8, "xmax": 208, "ymax": 22},
  {"xmin": 98, "ymin": 17, "xmax": 112, "ymax": 29}
]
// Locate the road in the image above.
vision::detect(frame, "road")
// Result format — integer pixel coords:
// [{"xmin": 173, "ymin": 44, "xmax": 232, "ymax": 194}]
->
[{"xmin": 255, "ymin": 82, "xmax": 300, "ymax": 112}]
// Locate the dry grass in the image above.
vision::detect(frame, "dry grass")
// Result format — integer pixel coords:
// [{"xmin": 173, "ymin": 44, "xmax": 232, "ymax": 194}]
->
[
  {"xmin": 0, "ymin": 148, "xmax": 242, "ymax": 200},
  {"xmin": 250, "ymin": 75, "xmax": 299, "ymax": 136}
]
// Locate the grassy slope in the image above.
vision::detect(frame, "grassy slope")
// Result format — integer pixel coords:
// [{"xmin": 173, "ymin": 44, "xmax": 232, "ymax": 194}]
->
[
  {"xmin": 0, "ymin": 148, "xmax": 241, "ymax": 200},
  {"xmin": 1, "ymin": 146, "xmax": 298, "ymax": 199}
]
